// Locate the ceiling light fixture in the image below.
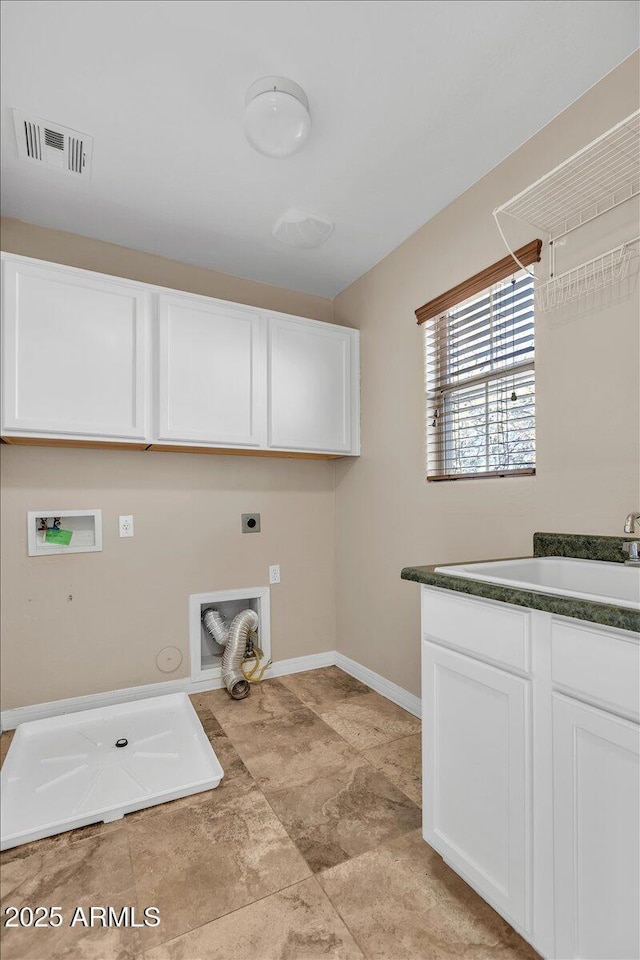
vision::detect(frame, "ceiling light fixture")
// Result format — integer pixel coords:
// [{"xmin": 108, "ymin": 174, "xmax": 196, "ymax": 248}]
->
[
  {"xmin": 244, "ymin": 77, "xmax": 310, "ymax": 159},
  {"xmin": 272, "ymin": 208, "xmax": 333, "ymax": 248}
]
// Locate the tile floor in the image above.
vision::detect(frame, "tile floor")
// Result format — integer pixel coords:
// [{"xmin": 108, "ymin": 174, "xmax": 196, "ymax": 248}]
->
[{"xmin": 0, "ymin": 667, "xmax": 540, "ymax": 959}]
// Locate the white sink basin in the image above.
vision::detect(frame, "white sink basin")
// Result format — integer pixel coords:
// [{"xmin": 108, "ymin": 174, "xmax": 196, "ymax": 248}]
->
[{"xmin": 434, "ymin": 557, "xmax": 640, "ymax": 611}]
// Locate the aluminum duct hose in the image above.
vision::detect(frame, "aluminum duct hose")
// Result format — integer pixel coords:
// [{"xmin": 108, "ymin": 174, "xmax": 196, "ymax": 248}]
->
[
  {"xmin": 222, "ymin": 609, "xmax": 259, "ymax": 700},
  {"xmin": 202, "ymin": 609, "xmax": 228, "ymax": 649}
]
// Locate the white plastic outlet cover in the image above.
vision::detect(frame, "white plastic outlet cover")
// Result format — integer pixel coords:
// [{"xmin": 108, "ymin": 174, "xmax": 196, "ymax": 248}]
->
[{"xmin": 0, "ymin": 693, "xmax": 223, "ymax": 851}]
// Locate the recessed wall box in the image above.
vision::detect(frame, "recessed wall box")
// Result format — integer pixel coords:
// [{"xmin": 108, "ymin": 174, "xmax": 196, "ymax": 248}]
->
[
  {"xmin": 241, "ymin": 513, "xmax": 261, "ymax": 533},
  {"xmin": 189, "ymin": 586, "xmax": 271, "ymax": 684},
  {"xmin": 27, "ymin": 509, "xmax": 102, "ymax": 557}
]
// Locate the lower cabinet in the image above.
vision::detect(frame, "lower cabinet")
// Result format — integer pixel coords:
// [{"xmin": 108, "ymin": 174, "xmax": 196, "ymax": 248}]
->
[
  {"xmin": 552, "ymin": 693, "xmax": 640, "ymax": 960},
  {"xmin": 422, "ymin": 641, "xmax": 530, "ymax": 932},
  {"xmin": 420, "ymin": 586, "xmax": 640, "ymax": 960}
]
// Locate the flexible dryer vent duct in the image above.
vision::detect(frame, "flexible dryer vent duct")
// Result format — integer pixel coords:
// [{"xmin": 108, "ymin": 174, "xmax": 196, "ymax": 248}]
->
[
  {"xmin": 202, "ymin": 609, "xmax": 227, "ymax": 649},
  {"xmin": 202, "ymin": 608, "xmax": 260, "ymax": 700}
]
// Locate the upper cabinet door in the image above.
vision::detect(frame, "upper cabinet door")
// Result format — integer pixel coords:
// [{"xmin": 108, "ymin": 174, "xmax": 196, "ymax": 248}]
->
[
  {"xmin": 268, "ymin": 316, "xmax": 359, "ymax": 453},
  {"xmin": 2, "ymin": 258, "xmax": 150, "ymax": 441},
  {"xmin": 157, "ymin": 294, "xmax": 265, "ymax": 446}
]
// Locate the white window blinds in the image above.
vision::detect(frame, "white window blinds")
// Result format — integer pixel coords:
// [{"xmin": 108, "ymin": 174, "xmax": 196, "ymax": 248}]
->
[{"xmin": 425, "ymin": 271, "xmax": 536, "ymax": 481}]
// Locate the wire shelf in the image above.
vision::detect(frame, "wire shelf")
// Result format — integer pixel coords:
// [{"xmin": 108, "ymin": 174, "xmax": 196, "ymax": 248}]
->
[
  {"xmin": 535, "ymin": 238, "xmax": 639, "ymax": 313},
  {"xmin": 494, "ymin": 110, "xmax": 640, "ymax": 242}
]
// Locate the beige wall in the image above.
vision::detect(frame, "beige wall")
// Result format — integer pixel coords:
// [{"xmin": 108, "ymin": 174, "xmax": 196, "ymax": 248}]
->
[
  {"xmin": 0, "ymin": 222, "xmax": 336, "ymax": 709},
  {"xmin": 2, "ymin": 55, "xmax": 638, "ymax": 711},
  {"xmin": 0, "ymin": 218, "xmax": 334, "ymax": 323},
  {"xmin": 332, "ymin": 53, "xmax": 640, "ymax": 697}
]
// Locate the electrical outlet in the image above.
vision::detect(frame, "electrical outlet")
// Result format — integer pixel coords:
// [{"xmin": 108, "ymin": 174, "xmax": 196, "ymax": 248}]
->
[
  {"xmin": 119, "ymin": 515, "xmax": 134, "ymax": 538},
  {"xmin": 241, "ymin": 513, "xmax": 261, "ymax": 533},
  {"xmin": 269, "ymin": 564, "xmax": 280, "ymax": 584}
]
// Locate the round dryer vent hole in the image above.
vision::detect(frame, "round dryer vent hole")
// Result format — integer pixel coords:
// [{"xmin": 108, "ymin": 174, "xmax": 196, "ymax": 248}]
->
[{"xmin": 156, "ymin": 646, "xmax": 183, "ymax": 673}]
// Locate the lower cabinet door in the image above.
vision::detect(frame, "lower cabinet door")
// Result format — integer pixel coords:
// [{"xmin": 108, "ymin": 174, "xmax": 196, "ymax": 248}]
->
[
  {"xmin": 422, "ymin": 641, "xmax": 531, "ymax": 931},
  {"xmin": 552, "ymin": 693, "xmax": 640, "ymax": 960}
]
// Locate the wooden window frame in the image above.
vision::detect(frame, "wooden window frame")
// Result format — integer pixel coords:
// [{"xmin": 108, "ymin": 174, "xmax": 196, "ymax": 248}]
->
[
  {"xmin": 415, "ymin": 240, "xmax": 542, "ymax": 325},
  {"xmin": 420, "ymin": 242, "xmax": 541, "ymax": 482}
]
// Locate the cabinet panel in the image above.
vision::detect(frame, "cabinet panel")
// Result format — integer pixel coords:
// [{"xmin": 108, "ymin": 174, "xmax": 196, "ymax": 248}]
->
[
  {"xmin": 422, "ymin": 588, "xmax": 530, "ymax": 672},
  {"xmin": 553, "ymin": 693, "xmax": 640, "ymax": 960},
  {"xmin": 2, "ymin": 259, "xmax": 150, "ymax": 440},
  {"xmin": 552, "ymin": 619, "xmax": 639, "ymax": 719},
  {"xmin": 157, "ymin": 295, "xmax": 265, "ymax": 446},
  {"xmin": 422, "ymin": 641, "xmax": 531, "ymax": 931},
  {"xmin": 268, "ymin": 316, "xmax": 356, "ymax": 453}
]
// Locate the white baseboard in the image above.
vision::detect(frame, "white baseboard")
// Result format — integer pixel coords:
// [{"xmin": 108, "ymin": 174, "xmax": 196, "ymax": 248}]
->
[
  {"xmin": 266, "ymin": 650, "xmax": 335, "ymax": 678},
  {"xmin": 335, "ymin": 652, "xmax": 422, "ymax": 719},
  {"xmin": 0, "ymin": 649, "xmax": 421, "ymax": 730},
  {"xmin": 0, "ymin": 652, "xmax": 336, "ymax": 731}
]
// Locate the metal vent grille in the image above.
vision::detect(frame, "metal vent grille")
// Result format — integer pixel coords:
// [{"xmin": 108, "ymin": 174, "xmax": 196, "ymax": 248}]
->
[
  {"xmin": 44, "ymin": 128, "xmax": 64, "ymax": 150},
  {"xmin": 23, "ymin": 121, "xmax": 42, "ymax": 160},
  {"xmin": 67, "ymin": 137, "xmax": 84, "ymax": 173},
  {"xmin": 13, "ymin": 110, "xmax": 92, "ymax": 178}
]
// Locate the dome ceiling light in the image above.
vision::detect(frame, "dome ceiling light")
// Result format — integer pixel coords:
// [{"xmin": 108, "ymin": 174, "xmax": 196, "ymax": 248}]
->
[{"xmin": 244, "ymin": 77, "xmax": 311, "ymax": 159}]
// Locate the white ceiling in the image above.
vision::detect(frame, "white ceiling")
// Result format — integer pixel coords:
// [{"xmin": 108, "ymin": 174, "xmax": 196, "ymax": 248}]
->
[{"xmin": 1, "ymin": 1, "xmax": 638, "ymax": 297}]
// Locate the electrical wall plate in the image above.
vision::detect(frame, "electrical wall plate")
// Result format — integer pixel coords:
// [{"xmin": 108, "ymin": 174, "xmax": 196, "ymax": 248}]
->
[
  {"xmin": 27, "ymin": 509, "xmax": 102, "ymax": 556},
  {"xmin": 119, "ymin": 515, "xmax": 134, "ymax": 538},
  {"xmin": 241, "ymin": 513, "xmax": 261, "ymax": 533}
]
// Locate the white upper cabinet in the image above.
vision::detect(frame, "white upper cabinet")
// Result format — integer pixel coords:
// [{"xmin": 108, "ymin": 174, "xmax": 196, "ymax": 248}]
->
[
  {"xmin": 2, "ymin": 257, "xmax": 150, "ymax": 441},
  {"xmin": 1, "ymin": 254, "xmax": 360, "ymax": 455},
  {"xmin": 268, "ymin": 315, "xmax": 359, "ymax": 454},
  {"xmin": 157, "ymin": 294, "xmax": 265, "ymax": 447}
]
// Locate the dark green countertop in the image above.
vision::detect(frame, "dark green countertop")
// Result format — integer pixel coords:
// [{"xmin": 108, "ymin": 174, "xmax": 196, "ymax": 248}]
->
[{"xmin": 401, "ymin": 533, "xmax": 639, "ymax": 634}]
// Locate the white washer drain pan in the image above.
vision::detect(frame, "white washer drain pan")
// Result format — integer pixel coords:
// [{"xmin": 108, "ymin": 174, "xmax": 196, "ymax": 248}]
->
[{"xmin": 1, "ymin": 692, "xmax": 223, "ymax": 851}]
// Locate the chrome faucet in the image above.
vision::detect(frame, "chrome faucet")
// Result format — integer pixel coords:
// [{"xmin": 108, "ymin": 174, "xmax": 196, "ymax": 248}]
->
[{"xmin": 622, "ymin": 512, "xmax": 640, "ymax": 565}]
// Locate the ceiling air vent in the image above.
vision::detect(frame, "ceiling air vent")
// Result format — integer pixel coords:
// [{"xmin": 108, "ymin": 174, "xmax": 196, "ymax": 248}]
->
[
  {"xmin": 12, "ymin": 109, "xmax": 93, "ymax": 178},
  {"xmin": 272, "ymin": 208, "xmax": 333, "ymax": 248}
]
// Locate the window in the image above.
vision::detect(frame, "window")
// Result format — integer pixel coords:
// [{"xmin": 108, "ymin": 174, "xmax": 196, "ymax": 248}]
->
[
  {"xmin": 424, "ymin": 274, "xmax": 536, "ymax": 481},
  {"xmin": 416, "ymin": 241, "xmax": 541, "ymax": 481}
]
